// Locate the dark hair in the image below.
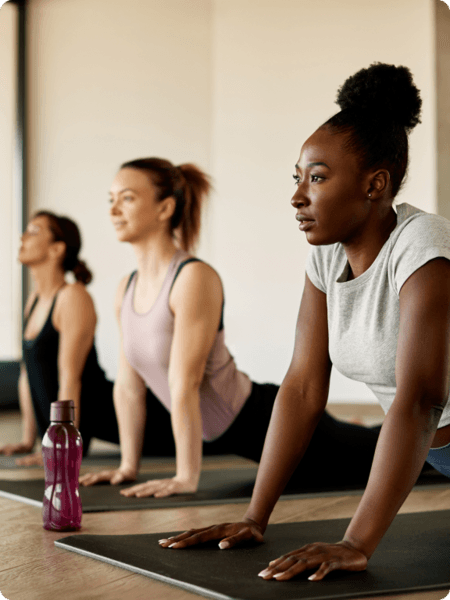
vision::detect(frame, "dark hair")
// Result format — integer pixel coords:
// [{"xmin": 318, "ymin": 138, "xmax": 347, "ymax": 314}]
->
[
  {"xmin": 120, "ymin": 157, "xmax": 211, "ymax": 251},
  {"xmin": 322, "ymin": 63, "xmax": 422, "ymax": 198},
  {"xmin": 33, "ymin": 210, "xmax": 93, "ymax": 284}
]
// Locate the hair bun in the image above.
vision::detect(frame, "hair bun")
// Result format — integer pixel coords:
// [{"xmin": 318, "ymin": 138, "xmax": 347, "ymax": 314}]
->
[{"xmin": 336, "ymin": 62, "xmax": 422, "ymax": 131}]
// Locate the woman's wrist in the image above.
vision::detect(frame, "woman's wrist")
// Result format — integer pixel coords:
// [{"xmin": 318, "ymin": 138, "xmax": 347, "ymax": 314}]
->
[
  {"xmin": 175, "ymin": 469, "xmax": 201, "ymax": 486},
  {"xmin": 21, "ymin": 438, "xmax": 35, "ymax": 451},
  {"xmin": 242, "ymin": 511, "xmax": 269, "ymax": 534},
  {"xmin": 119, "ymin": 462, "xmax": 138, "ymax": 477}
]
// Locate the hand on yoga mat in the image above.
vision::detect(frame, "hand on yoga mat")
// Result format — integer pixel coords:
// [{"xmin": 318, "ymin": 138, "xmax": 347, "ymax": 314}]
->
[
  {"xmin": 0, "ymin": 442, "xmax": 34, "ymax": 457},
  {"xmin": 158, "ymin": 519, "xmax": 264, "ymax": 548},
  {"xmin": 258, "ymin": 541, "xmax": 367, "ymax": 582},
  {"xmin": 120, "ymin": 476, "xmax": 198, "ymax": 498},
  {"xmin": 79, "ymin": 467, "xmax": 137, "ymax": 486},
  {"xmin": 15, "ymin": 451, "xmax": 44, "ymax": 467}
]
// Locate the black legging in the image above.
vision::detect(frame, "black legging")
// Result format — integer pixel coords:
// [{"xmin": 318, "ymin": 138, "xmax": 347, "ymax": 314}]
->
[
  {"xmin": 88, "ymin": 380, "xmax": 380, "ymax": 491},
  {"xmin": 205, "ymin": 382, "xmax": 380, "ymax": 490}
]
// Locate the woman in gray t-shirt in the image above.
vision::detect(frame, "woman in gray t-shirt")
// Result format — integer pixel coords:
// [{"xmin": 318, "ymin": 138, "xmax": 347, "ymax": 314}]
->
[{"xmin": 160, "ymin": 62, "xmax": 450, "ymax": 581}]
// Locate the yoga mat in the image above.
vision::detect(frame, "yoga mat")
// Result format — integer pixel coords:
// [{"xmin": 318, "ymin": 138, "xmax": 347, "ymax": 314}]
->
[
  {"xmin": 0, "ymin": 452, "xmax": 169, "ymax": 470},
  {"xmin": 0, "ymin": 467, "xmax": 449, "ymax": 512},
  {"xmin": 0, "ymin": 452, "xmax": 248, "ymax": 469},
  {"xmin": 55, "ymin": 510, "xmax": 450, "ymax": 600},
  {"xmin": 0, "ymin": 469, "xmax": 256, "ymax": 510}
]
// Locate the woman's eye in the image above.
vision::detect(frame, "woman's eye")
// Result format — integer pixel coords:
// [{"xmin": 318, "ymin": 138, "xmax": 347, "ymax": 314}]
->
[
  {"xmin": 311, "ymin": 175, "xmax": 324, "ymax": 183},
  {"xmin": 292, "ymin": 174, "xmax": 300, "ymax": 185},
  {"xmin": 123, "ymin": 195, "xmax": 134, "ymax": 201}
]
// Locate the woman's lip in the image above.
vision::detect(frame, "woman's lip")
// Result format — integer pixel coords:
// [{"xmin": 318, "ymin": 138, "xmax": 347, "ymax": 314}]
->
[{"xmin": 298, "ymin": 220, "xmax": 314, "ymax": 231}]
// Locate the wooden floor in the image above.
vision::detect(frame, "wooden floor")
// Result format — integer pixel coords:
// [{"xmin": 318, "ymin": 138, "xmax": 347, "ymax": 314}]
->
[{"xmin": 0, "ymin": 405, "xmax": 449, "ymax": 600}]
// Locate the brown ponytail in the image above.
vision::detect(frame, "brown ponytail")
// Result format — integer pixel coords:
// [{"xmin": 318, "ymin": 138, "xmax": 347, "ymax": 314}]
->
[
  {"xmin": 72, "ymin": 258, "xmax": 93, "ymax": 285},
  {"xmin": 120, "ymin": 158, "xmax": 211, "ymax": 251},
  {"xmin": 34, "ymin": 210, "xmax": 94, "ymax": 284}
]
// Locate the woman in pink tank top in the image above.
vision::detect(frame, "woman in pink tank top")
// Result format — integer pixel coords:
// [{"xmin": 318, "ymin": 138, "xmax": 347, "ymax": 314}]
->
[{"xmin": 79, "ymin": 157, "xmax": 381, "ymax": 498}]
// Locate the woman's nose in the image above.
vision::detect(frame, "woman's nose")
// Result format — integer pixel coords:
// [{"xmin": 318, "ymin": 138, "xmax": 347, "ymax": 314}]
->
[
  {"xmin": 291, "ymin": 190, "xmax": 305, "ymax": 208},
  {"xmin": 110, "ymin": 199, "xmax": 120, "ymax": 215}
]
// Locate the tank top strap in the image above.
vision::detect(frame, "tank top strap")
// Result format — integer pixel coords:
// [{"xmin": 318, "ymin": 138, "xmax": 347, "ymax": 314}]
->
[
  {"xmin": 24, "ymin": 283, "xmax": 66, "ymax": 327},
  {"xmin": 125, "ymin": 270, "xmax": 138, "ymax": 293},
  {"xmin": 169, "ymin": 257, "xmax": 202, "ymax": 292},
  {"xmin": 24, "ymin": 296, "xmax": 39, "ymax": 325}
]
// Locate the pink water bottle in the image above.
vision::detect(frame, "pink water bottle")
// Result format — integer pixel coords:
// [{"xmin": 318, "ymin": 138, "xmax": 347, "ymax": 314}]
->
[{"xmin": 42, "ymin": 400, "xmax": 83, "ymax": 531}]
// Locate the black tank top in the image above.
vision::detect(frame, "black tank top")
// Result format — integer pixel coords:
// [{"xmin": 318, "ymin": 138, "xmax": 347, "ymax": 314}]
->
[{"xmin": 22, "ymin": 290, "xmax": 108, "ymax": 443}]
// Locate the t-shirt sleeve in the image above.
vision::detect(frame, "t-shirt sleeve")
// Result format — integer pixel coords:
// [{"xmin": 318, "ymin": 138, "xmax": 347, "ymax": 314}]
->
[
  {"xmin": 305, "ymin": 246, "xmax": 328, "ymax": 293},
  {"xmin": 389, "ymin": 214, "xmax": 450, "ymax": 295}
]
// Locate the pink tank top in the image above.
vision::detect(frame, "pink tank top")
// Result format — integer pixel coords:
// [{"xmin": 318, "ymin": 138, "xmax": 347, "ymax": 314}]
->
[{"xmin": 121, "ymin": 250, "xmax": 252, "ymax": 441}]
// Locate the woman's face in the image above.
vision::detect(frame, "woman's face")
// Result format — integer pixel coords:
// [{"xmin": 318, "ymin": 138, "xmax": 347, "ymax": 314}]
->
[
  {"xmin": 19, "ymin": 216, "xmax": 59, "ymax": 266},
  {"xmin": 291, "ymin": 127, "xmax": 372, "ymax": 246},
  {"xmin": 109, "ymin": 168, "xmax": 166, "ymax": 243}
]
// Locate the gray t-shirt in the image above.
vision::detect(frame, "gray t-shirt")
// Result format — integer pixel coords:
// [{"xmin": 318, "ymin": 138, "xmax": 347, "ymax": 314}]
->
[{"xmin": 306, "ymin": 203, "xmax": 450, "ymax": 428}]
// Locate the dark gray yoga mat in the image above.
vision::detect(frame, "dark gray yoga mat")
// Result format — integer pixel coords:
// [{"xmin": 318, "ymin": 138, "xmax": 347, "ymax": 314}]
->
[
  {"xmin": 55, "ymin": 510, "xmax": 450, "ymax": 600},
  {"xmin": 0, "ymin": 467, "xmax": 449, "ymax": 512},
  {"xmin": 0, "ymin": 469, "xmax": 256, "ymax": 511},
  {"xmin": 0, "ymin": 452, "xmax": 246, "ymax": 469},
  {"xmin": 0, "ymin": 452, "xmax": 169, "ymax": 469}
]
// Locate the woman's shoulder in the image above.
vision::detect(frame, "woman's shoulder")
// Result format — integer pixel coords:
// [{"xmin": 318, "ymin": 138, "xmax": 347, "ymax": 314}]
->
[
  {"xmin": 388, "ymin": 203, "xmax": 450, "ymax": 294},
  {"xmin": 172, "ymin": 257, "xmax": 222, "ymax": 293},
  {"xmin": 170, "ymin": 257, "xmax": 223, "ymax": 311},
  {"xmin": 56, "ymin": 282, "xmax": 96, "ymax": 316},
  {"xmin": 391, "ymin": 203, "xmax": 450, "ymax": 252}
]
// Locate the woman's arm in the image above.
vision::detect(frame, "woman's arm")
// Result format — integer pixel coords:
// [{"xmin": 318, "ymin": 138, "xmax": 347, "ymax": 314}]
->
[
  {"xmin": 122, "ymin": 261, "xmax": 223, "ymax": 498},
  {"xmin": 342, "ymin": 259, "xmax": 450, "ymax": 550},
  {"xmin": 80, "ymin": 275, "xmax": 146, "ymax": 486},
  {"xmin": 159, "ymin": 274, "xmax": 332, "ymax": 545},
  {"xmin": 53, "ymin": 283, "xmax": 97, "ymax": 429},
  {"xmin": 258, "ymin": 257, "xmax": 450, "ymax": 582}
]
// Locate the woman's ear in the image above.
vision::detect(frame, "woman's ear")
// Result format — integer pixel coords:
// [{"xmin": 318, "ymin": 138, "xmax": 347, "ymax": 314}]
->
[
  {"xmin": 50, "ymin": 240, "xmax": 66, "ymax": 262},
  {"xmin": 367, "ymin": 169, "xmax": 391, "ymax": 199},
  {"xmin": 158, "ymin": 196, "xmax": 176, "ymax": 222}
]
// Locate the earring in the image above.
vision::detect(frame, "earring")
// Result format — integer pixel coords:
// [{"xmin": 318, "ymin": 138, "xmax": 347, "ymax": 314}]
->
[{"xmin": 368, "ymin": 193, "xmax": 372, "ymax": 198}]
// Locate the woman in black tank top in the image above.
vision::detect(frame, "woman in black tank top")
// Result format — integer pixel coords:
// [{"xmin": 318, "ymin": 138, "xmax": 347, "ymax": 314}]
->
[{"xmin": 0, "ymin": 211, "xmax": 116, "ymax": 465}]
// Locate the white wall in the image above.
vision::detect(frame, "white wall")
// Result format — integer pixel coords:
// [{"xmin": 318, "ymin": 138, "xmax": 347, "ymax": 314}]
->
[
  {"xmin": 209, "ymin": 0, "xmax": 436, "ymax": 399},
  {"xmin": 26, "ymin": 0, "xmax": 438, "ymax": 401},
  {"xmin": 436, "ymin": 0, "xmax": 450, "ymax": 220},
  {"xmin": 27, "ymin": 0, "xmax": 213, "ymax": 376},
  {"xmin": 0, "ymin": 1, "xmax": 21, "ymax": 360}
]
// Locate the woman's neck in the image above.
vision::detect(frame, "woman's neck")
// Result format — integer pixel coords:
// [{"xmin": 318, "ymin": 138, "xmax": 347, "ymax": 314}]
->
[
  {"xmin": 343, "ymin": 205, "xmax": 397, "ymax": 281},
  {"xmin": 30, "ymin": 263, "xmax": 66, "ymax": 300},
  {"xmin": 131, "ymin": 233, "xmax": 180, "ymax": 281}
]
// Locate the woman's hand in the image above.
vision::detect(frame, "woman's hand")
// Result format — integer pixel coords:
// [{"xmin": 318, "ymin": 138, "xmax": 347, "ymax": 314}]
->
[
  {"xmin": 0, "ymin": 442, "xmax": 34, "ymax": 456},
  {"xmin": 79, "ymin": 467, "xmax": 137, "ymax": 486},
  {"xmin": 15, "ymin": 451, "xmax": 44, "ymax": 467},
  {"xmin": 258, "ymin": 541, "xmax": 367, "ymax": 582},
  {"xmin": 158, "ymin": 519, "xmax": 264, "ymax": 549},
  {"xmin": 120, "ymin": 476, "xmax": 198, "ymax": 498}
]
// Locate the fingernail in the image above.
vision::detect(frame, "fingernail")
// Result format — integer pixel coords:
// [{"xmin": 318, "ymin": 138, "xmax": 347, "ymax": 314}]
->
[
  {"xmin": 273, "ymin": 573, "xmax": 284, "ymax": 579},
  {"xmin": 219, "ymin": 541, "xmax": 230, "ymax": 549},
  {"xmin": 168, "ymin": 543, "xmax": 177, "ymax": 548},
  {"xmin": 258, "ymin": 569, "xmax": 270, "ymax": 577},
  {"xmin": 158, "ymin": 539, "xmax": 168, "ymax": 544},
  {"xmin": 308, "ymin": 574, "xmax": 317, "ymax": 581}
]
